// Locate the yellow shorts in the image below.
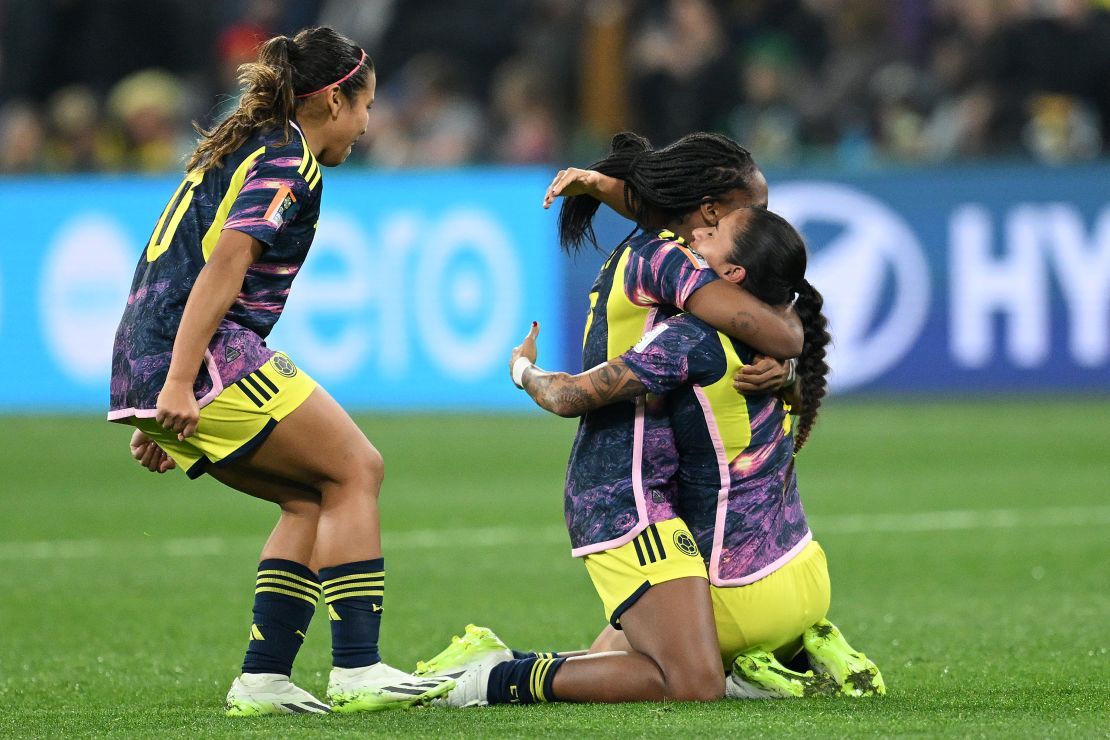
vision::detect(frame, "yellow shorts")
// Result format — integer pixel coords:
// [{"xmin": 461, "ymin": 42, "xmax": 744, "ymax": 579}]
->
[
  {"xmin": 711, "ymin": 540, "xmax": 831, "ymax": 666},
  {"xmin": 132, "ymin": 353, "xmax": 317, "ymax": 479},
  {"xmin": 583, "ymin": 518, "xmax": 708, "ymax": 628}
]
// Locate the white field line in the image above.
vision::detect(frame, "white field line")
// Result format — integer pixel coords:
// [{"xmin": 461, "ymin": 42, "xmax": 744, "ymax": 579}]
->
[{"xmin": 1, "ymin": 505, "xmax": 1108, "ymax": 562}]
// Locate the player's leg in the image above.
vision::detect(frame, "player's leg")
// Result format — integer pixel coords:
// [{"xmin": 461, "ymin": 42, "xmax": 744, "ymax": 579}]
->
[
  {"xmin": 213, "ymin": 467, "xmax": 329, "ymax": 716},
  {"xmin": 207, "ymin": 464, "xmax": 322, "ymax": 565},
  {"xmin": 589, "ymin": 624, "xmax": 632, "ymax": 653},
  {"xmin": 234, "ymin": 384, "xmax": 453, "ymax": 710},
  {"xmin": 428, "ymin": 578, "xmax": 721, "ymax": 706},
  {"xmin": 425, "ymin": 519, "xmax": 723, "ymax": 706},
  {"xmin": 552, "ymin": 576, "xmax": 723, "ymax": 702},
  {"xmin": 129, "ymin": 419, "xmax": 331, "ymax": 716}
]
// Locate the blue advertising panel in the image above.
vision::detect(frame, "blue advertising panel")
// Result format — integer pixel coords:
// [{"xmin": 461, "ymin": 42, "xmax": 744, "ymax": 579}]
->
[
  {"xmin": 1, "ymin": 163, "xmax": 1108, "ymax": 413},
  {"xmin": 0, "ymin": 169, "xmax": 563, "ymax": 412}
]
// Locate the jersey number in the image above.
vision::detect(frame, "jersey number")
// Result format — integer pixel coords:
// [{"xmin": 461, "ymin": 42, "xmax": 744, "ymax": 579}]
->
[{"xmin": 146, "ymin": 171, "xmax": 203, "ymax": 262}]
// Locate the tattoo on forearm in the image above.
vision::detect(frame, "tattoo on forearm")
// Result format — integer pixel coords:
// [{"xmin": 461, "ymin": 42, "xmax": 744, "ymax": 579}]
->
[
  {"xmin": 730, "ymin": 310, "xmax": 757, "ymax": 338},
  {"xmin": 523, "ymin": 361, "xmax": 647, "ymax": 416},
  {"xmin": 588, "ymin": 363, "xmax": 632, "ymax": 401}
]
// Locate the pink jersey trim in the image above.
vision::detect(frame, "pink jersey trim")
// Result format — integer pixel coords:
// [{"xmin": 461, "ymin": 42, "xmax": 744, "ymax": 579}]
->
[
  {"xmin": 692, "ymin": 386, "xmax": 733, "ymax": 584},
  {"xmin": 107, "ymin": 350, "xmax": 225, "ymax": 422},
  {"xmin": 195, "ymin": 349, "xmax": 225, "ymax": 409},
  {"xmin": 571, "ymin": 307, "xmax": 658, "ymax": 558},
  {"xmin": 570, "ymin": 396, "xmax": 651, "ymax": 558},
  {"xmin": 106, "ymin": 407, "xmax": 158, "ymax": 421},
  {"xmin": 693, "ymin": 385, "xmax": 813, "ymax": 586},
  {"xmin": 713, "ymin": 530, "xmax": 813, "ymax": 587}
]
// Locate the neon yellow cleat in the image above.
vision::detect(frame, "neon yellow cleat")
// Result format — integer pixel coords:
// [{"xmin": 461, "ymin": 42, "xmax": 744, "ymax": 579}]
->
[
  {"xmin": 803, "ymin": 619, "xmax": 887, "ymax": 697},
  {"xmin": 727, "ymin": 650, "xmax": 838, "ymax": 699},
  {"xmin": 414, "ymin": 624, "xmax": 512, "ymax": 678},
  {"xmin": 326, "ymin": 662, "xmax": 455, "ymax": 712},
  {"xmin": 224, "ymin": 672, "xmax": 330, "ymax": 716}
]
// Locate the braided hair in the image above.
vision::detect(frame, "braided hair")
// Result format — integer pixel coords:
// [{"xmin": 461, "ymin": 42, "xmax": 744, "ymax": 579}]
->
[
  {"xmin": 558, "ymin": 131, "xmax": 762, "ymax": 253},
  {"xmin": 726, "ymin": 207, "xmax": 831, "ymax": 452}
]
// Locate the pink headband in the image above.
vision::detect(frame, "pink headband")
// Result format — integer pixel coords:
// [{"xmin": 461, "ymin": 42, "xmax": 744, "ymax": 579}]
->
[{"xmin": 295, "ymin": 49, "xmax": 367, "ymax": 98}]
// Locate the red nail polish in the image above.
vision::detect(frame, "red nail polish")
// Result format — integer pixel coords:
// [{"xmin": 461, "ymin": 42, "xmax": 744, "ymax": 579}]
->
[{"xmin": 532, "ymin": 321, "xmax": 538, "ymax": 327}]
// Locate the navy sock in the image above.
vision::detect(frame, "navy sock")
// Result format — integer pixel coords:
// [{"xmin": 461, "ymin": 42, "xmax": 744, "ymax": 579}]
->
[
  {"xmin": 319, "ymin": 558, "xmax": 384, "ymax": 668},
  {"xmin": 242, "ymin": 558, "xmax": 320, "ymax": 676},
  {"xmin": 487, "ymin": 656, "xmax": 566, "ymax": 704},
  {"xmin": 512, "ymin": 649, "xmax": 563, "ymax": 660}
]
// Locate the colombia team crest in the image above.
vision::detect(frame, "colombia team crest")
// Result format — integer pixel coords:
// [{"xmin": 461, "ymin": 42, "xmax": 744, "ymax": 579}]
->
[
  {"xmin": 271, "ymin": 354, "xmax": 298, "ymax": 378},
  {"xmin": 673, "ymin": 529, "xmax": 700, "ymax": 558}
]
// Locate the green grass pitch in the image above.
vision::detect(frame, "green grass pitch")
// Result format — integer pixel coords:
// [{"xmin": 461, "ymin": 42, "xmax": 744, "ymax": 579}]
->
[{"xmin": 0, "ymin": 399, "xmax": 1107, "ymax": 737}]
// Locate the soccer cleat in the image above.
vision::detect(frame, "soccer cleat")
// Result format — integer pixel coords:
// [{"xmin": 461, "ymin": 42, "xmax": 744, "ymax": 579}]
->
[
  {"xmin": 803, "ymin": 619, "xmax": 887, "ymax": 697},
  {"xmin": 726, "ymin": 650, "xmax": 838, "ymax": 699},
  {"xmin": 434, "ymin": 646, "xmax": 513, "ymax": 708},
  {"xmin": 224, "ymin": 672, "xmax": 331, "ymax": 716},
  {"xmin": 326, "ymin": 662, "xmax": 455, "ymax": 712},
  {"xmin": 414, "ymin": 624, "xmax": 513, "ymax": 678}
]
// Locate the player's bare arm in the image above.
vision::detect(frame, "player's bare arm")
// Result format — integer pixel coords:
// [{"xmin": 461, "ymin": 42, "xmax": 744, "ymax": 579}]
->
[
  {"xmin": 685, "ymin": 281, "xmax": 802, "ymax": 360},
  {"xmin": 509, "ymin": 323, "xmax": 647, "ymax": 418},
  {"xmin": 156, "ymin": 230, "xmax": 263, "ymax": 440},
  {"xmin": 543, "ymin": 167, "xmax": 630, "ymax": 218}
]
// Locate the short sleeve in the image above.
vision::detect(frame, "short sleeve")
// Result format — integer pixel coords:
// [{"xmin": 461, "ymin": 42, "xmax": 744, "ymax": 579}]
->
[
  {"xmin": 621, "ymin": 315, "xmax": 726, "ymax": 394},
  {"xmin": 223, "ymin": 153, "xmax": 313, "ymax": 248},
  {"xmin": 626, "ymin": 239, "xmax": 718, "ymax": 311}
]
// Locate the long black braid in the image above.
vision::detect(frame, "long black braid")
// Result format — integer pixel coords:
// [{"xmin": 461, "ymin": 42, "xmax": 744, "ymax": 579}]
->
[
  {"xmin": 558, "ymin": 131, "xmax": 761, "ymax": 254},
  {"xmin": 726, "ymin": 207, "xmax": 831, "ymax": 453},
  {"xmin": 791, "ymin": 278, "xmax": 830, "ymax": 452}
]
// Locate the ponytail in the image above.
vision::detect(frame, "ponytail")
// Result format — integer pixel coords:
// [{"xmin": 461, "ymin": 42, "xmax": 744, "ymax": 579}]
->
[
  {"xmin": 187, "ymin": 27, "xmax": 371, "ymax": 173},
  {"xmin": 791, "ymin": 278, "xmax": 830, "ymax": 453},
  {"xmin": 558, "ymin": 132, "xmax": 651, "ymax": 253},
  {"xmin": 188, "ymin": 36, "xmax": 296, "ymax": 172}
]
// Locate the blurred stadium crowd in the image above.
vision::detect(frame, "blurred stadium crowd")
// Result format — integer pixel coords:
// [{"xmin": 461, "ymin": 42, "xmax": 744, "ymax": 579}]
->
[{"xmin": 3, "ymin": 0, "xmax": 1110, "ymax": 174}]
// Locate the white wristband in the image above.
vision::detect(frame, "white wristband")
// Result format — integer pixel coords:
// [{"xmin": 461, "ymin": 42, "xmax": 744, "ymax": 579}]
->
[
  {"xmin": 782, "ymin": 358, "xmax": 798, "ymax": 389},
  {"xmin": 512, "ymin": 357, "xmax": 533, "ymax": 388}
]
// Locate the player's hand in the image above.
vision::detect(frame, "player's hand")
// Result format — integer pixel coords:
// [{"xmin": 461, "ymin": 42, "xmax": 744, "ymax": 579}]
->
[
  {"xmin": 510, "ymin": 321, "xmax": 540, "ymax": 379},
  {"xmin": 155, "ymin": 381, "xmax": 200, "ymax": 441},
  {"xmin": 129, "ymin": 428, "xmax": 176, "ymax": 473},
  {"xmin": 734, "ymin": 355, "xmax": 791, "ymax": 394},
  {"xmin": 543, "ymin": 168, "xmax": 607, "ymax": 209}
]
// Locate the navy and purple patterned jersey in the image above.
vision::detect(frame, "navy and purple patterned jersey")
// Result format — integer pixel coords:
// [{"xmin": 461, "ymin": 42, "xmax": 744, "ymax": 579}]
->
[
  {"xmin": 108, "ymin": 122, "xmax": 322, "ymax": 420},
  {"xmin": 621, "ymin": 314, "xmax": 811, "ymax": 586},
  {"xmin": 565, "ymin": 230, "xmax": 719, "ymax": 555}
]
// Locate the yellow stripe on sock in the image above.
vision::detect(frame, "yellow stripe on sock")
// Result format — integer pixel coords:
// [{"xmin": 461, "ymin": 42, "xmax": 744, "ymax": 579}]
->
[
  {"xmin": 532, "ymin": 658, "xmax": 552, "ymax": 702},
  {"xmin": 323, "ymin": 589, "xmax": 384, "ymax": 604},
  {"xmin": 321, "ymin": 571, "xmax": 385, "ymax": 587},
  {"xmin": 255, "ymin": 586, "xmax": 319, "ymax": 605},
  {"xmin": 529, "ymin": 661, "xmax": 541, "ymax": 701},
  {"xmin": 322, "ymin": 580, "xmax": 385, "ymax": 597},
  {"xmin": 255, "ymin": 577, "xmax": 321, "ymax": 599},
  {"xmin": 257, "ymin": 569, "xmax": 320, "ymax": 590},
  {"xmin": 537, "ymin": 659, "xmax": 556, "ymax": 702}
]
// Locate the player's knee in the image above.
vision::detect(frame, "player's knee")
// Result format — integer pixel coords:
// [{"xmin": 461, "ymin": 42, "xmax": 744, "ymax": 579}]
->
[
  {"xmin": 280, "ymin": 494, "xmax": 321, "ymax": 519},
  {"xmin": 345, "ymin": 444, "xmax": 384, "ymax": 494},
  {"xmin": 667, "ymin": 664, "xmax": 725, "ymax": 702}
]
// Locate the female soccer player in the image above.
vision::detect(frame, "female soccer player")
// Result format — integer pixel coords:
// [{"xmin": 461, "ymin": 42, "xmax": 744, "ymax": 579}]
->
[
  {"xmin": 412, "ymin": 134, "xmax": 806, "ymax": 706},
  {"xmin": 422, "ymin": 207, "xmax": 883, "ymax": 706},
  {"xmin": 108, "ymin": 27, "xmax": 453, "ymax": 715}
]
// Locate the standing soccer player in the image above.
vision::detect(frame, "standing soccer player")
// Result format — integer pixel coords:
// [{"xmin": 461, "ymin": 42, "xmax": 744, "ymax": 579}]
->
[{"xmin": 109, "ymin": 27, "xmax": 453, "ymax": 715}]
